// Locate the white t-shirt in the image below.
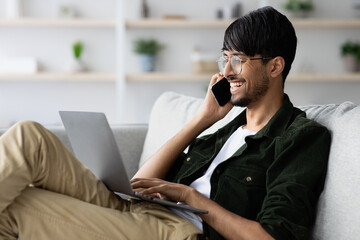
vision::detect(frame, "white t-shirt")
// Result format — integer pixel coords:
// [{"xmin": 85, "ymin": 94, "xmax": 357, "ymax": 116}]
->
[{"xmin": 170, "ymin": 125, "xmax": 256, "ymax": 231}]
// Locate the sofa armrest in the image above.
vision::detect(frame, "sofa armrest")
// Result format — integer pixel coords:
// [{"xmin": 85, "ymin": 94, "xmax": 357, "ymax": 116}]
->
[{"xmin": 0, "ymin": 124, "xmax": 148, "ymax": 179}]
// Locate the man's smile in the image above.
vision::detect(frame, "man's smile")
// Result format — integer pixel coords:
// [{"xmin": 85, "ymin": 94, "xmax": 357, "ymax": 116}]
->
[
  {"xmin": 230, "ymin": 82, "xmax": 244, "ymax": 87},
  {"xmin": 229, "ymin": 80, "xmax": 246, "ymax": 93}
]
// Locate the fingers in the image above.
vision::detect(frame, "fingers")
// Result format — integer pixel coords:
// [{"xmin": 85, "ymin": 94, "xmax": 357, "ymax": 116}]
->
[
  {"xmin": 206, "ymin": 72, "xmax": 224, "ymax": 100},
  {"xmin": 209, "ymin": 72, "xmax": 224, "ymax": 87},
  {"xmin": 131, "ymin": 178, "xmax": 188, "ymax": 202},
  {"xmin": 132, "ymin": 179, "xmax": 171, "ymax": 200}
]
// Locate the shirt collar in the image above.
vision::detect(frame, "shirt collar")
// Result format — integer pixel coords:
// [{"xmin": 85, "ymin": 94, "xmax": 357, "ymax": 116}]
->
[{"xmin": 224, "ymin": 94, "xmax": 303, "ymax": 140}]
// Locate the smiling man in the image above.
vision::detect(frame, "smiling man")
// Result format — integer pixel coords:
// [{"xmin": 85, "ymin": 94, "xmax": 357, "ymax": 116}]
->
[
  {"xmin": 0, "ymin": 6, "xmax": 330, "ymax": 240},
  {"xmin": 132, "ymin": 6, "xmax": 331, "ymax": 240}
]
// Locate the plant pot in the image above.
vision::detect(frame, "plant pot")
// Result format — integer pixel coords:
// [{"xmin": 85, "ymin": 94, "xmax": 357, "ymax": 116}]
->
[
  {"xmin": 6, "ymin": 0, "xmax": 23, "ymax": 19},
  {"xmin": 139, "ymin": 54, "xmax": 155, "ymax": 72},
  {"xmin": 288, "ymin": 10, "xmax": 311, "ymax": 18},
  {"xmin": 343, "ymin": 54, "xmax": 359, "ymax": 72},
  {"xmin": 66, "ymin": 58, "xmax": 86, "ymax": 73}
]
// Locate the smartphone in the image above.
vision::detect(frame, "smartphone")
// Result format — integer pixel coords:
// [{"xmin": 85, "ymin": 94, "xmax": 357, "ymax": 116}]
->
[{"xmin": 211, "ymin": 78, "xmax": 231, "ymax": 106}]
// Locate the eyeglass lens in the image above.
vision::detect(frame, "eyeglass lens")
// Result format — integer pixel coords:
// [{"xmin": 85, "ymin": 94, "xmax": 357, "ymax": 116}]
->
[{"xmin": 217, "ymin": 56, "xmax": 242, "ymax": 75}]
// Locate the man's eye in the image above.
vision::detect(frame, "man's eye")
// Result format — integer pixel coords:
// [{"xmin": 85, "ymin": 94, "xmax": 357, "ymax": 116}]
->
[{"xmin": 233, "ymin": 58, "xmax": 242, "ymax": 64}]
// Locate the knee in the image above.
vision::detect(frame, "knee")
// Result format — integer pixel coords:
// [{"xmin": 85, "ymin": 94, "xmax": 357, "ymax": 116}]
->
[
  {"xmin": 9, "ymin": 120, "xmax": 46, "ymax": 137},
  {"xmin": 12, "ymin": 120, "xmax": 43, "ymax": 131},
  {"xmin": 1, "ymin": 121, "xmax": 53, "ymax": 151}
]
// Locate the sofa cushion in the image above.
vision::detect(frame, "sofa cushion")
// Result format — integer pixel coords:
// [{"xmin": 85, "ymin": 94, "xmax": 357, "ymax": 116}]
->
[
  {"xmin": 302, "ymin": 102, "xmax": 360, "ymax": 239},
  {"xmin": 141, "ymin": 91, "xmax": 360, "ymax": 239},
  {"xmin": 139, "ymin": 92, "xmax": 243, "ymax": 167}
]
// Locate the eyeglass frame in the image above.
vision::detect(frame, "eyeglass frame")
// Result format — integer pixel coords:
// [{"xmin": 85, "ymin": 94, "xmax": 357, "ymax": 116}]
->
[{"xmin": 216, "ymin": 54, "xmax": 273, "ymax": 75}]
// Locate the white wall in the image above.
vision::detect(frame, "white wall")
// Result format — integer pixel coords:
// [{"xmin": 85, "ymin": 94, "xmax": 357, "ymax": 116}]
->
[
  {"xmin": 0, "ymin": 0, "xmax": 116, "ymax": 127},
  {"xmin": 120, "ymin": 0, "xmax": 360, "ymax": 123},
  {"xmin": 0, "ymin": 0, "xmax": 359, "ymax": 127}
]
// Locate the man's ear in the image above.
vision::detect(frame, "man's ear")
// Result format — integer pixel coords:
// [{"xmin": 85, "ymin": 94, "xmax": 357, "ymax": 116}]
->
[{"xmin": 269, "ymin": 56, "xmax": 285, "ymax": 78}]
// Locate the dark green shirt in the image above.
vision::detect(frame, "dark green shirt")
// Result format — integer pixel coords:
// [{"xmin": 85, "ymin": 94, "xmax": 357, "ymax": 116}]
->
[{"xmin": 167, "ymin": 94, "xmax": 331, "ymax": 240}]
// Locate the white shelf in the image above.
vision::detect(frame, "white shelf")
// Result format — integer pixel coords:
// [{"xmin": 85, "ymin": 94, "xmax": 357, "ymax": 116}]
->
[
  {"xmin": 0, "ymin": 72, "xmax": 116, "ymax": 82},
  {"xmin": 126, "ymin": 18, "xmax": 360, "ymax": 29},
  {"xmin": 126, "ymin": 73, "xmax": 212, "ymax": 82},
  {"xmin": 291, "ymin": 19, "xmax": 360, "ymax": 28},
  {"xmin": 3, "ymin": 18, "xmax": 358, "ymax": 29},
  {"xmin": 126, "ymin": 72, "xmax": 360, "ymax": 82},
  {"xmin": 0, "ymin": 18, "xmax": 115, "ymax": 28},
  {"xmin": 126, "ymin": 19, "xmax": 234, "ymax": 29},
  {"xmin": 288, "ymin": 73, "xmax": 360, "ymax": 82},
  {"xmin": 3, "ymin": 72, "xmax": 357, "ymax": 83}
]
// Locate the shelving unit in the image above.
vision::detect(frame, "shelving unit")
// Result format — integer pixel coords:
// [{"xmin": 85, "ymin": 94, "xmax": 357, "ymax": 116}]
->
[
  {"xmin": 0, "ymin": 18, "xmax": 116, "ymax": 83},
  {"xmin": 0, "ymin": 1, "xmax": 119, "ymax": 127},
  {"xmin": 125, "ymin": 18, "xmax": 360, "ymax": 83},
  {"xmin": 1, "ymin": 18, "xmax": 360, "ymax": 83},
  {"xmin": 0, "ymin": 1, "xmax": 357, "ymax": 125}
]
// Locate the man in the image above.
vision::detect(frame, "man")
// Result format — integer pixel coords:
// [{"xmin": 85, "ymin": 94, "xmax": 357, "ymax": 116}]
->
[{"xmin": 0, "ymin": 6, "xmax": 330, "ymax": 240}]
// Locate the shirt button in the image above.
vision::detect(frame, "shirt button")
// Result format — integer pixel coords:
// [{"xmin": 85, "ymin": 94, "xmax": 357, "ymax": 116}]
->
[
  {"xmin": 216, "ymin": 169, "xmax": 221, "ymax": 174},
  {"xmin": 246, "ymin": 176, "xmax": 252, "ymax": 182},
  {"xmin": 186, "ymin": 157, "xmax": 191, "ymax": 162}
]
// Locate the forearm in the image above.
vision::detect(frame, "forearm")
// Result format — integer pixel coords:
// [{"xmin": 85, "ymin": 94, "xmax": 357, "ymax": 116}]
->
[
  {"xmin": 134, "ymin": 74, "xmax": 232, "ymax": 180},
  {"xmin": 186, "ymin": 189, "xmax": 274, "ymax": 240},
  {"xmin": 131, "ymin": 178, "xmax": 273, "ymax": 239},
  {"xmin": 133, "ymin": 113, "xmax": 212, "ymax": 179}
]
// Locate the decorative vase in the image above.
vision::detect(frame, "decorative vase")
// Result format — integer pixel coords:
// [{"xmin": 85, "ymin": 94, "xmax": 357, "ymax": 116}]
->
[
  {"xmin": 354, "ymin": 0, "xmax": 360, "ymax": 17},
  {"xmin": 5, "ymin": 0, "xmax": 23, "ymax": 19},
  {"xmin": 139, "ymin": 54, "xmax": 155, "ymax": 72},
  {"xmin": 343, "ymin": 54, "xmax": 359, "ymax": 72},
  {"xmin": 66, "ymin": 58, "xmax": 86, "ymax": 73},
  {"xmin": 140, "ymin": 0, "xmax": 149, "ymax": 18},
  {"xmin": 290, "ymin": 10, "xmax": 311, "ymax": 18}
]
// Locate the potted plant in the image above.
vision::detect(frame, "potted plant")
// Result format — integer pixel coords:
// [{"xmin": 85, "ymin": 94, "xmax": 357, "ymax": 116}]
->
[
  {"xmin": 283, "ymin": 0, "xmax": 314, "ymax": 18},
  {"xmin": 67, "ymin": 41, "xmax": 86, "ymax": 72},
  {"xmin": 341, "ymin": 41, "xmax": 360, "ymax": 72},
  {"xmin": 73, "ymin": 41, "xmax": 84, "ymax": 60},
  {"xmin": 133, "ymin": 38, "xmax": 164, "ymax": 72}
]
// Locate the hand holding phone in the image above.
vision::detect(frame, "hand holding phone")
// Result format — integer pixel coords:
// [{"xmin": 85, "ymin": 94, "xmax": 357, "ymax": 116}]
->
[{"xmin": 211, "ymin": 78, "xmax": 231, "ymax": 106}]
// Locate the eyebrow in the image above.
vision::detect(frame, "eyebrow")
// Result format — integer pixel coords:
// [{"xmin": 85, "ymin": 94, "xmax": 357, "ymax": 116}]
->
[
  {"xmin": 222, "ymin": 51, "xmax": 246, "ymax": 57},
  {"xmin": 232, "ymin": 52, "xmax": 246, "ymax": 56}
]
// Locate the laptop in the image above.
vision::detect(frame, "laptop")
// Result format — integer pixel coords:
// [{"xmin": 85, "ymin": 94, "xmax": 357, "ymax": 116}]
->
[{"xmin": 59, "ymin": 111, "xmax": 207, "ymax": 214}]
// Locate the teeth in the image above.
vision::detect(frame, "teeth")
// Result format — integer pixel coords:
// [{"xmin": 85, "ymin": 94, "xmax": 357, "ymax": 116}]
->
[{"xmin": 230, "ymin": 82, "xmax": 244, "ymax": 87}]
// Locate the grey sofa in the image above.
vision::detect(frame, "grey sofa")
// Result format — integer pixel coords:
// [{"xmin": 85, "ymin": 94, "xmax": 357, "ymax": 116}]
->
[{"xmin": 1, "ymin": 91, "xmax": 360, "ymax": 239}]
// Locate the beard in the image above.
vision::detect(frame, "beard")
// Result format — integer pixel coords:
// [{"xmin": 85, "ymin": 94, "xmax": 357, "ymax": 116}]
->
[{"xmin": 231, "ymin": 71, "xmax": 269, "ymax": 107}]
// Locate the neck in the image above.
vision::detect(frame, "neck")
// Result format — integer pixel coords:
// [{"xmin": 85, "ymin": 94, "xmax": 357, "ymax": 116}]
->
[{"xmin": 243, "ymin": 92, "xmax": 284, "ymax": 132}]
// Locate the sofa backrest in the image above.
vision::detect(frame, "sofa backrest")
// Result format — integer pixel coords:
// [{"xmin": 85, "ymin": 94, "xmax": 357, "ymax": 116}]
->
[
  {"xmin": 302, "ymin": 102, "xmax": 360, "ymax": 239},
  {"xmin": 140, "ymin": 91, "xmax": 360, "ymax": 239}
]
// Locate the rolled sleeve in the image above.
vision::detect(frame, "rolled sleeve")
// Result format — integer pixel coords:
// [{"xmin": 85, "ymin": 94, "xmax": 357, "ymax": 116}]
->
[{"xmin": 257, "ymin": 125, "xmax": 331, "ymax": 240}]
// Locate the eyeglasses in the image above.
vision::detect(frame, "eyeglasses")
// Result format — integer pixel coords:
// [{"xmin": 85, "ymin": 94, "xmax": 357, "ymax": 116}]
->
[{"xmin": 217, "ymin": 55, "xmax": 272, "ymax": 75}]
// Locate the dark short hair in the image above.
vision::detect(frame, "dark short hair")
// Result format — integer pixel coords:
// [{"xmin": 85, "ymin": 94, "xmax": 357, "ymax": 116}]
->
[{"xmin": 222, "ymin": 6, "xmax": 297, "ymax": 84}]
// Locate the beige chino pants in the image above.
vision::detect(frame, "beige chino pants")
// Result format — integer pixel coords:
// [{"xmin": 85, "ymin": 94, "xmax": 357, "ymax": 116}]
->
[{"xmin": 0, "ymin": 121, "xmax": 201, "ymax": 240}]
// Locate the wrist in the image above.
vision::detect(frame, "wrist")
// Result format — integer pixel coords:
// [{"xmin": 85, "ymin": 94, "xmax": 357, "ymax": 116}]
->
[
  {"xmin": 184, "ymin": 187, "xmax": 203, "ymax": 207},
  {"xmin": 192, "ymin": 111, "xmax": 217, "ymax": 132}
]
